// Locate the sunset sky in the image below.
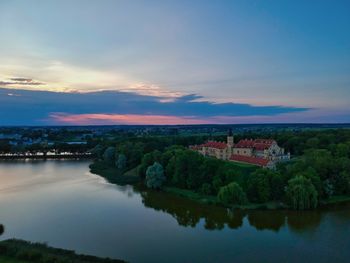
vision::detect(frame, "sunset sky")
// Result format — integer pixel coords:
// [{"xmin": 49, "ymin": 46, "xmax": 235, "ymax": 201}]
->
[{"xmin": 0, "ymin": 0, "xmax": 349, "ymax": 125}]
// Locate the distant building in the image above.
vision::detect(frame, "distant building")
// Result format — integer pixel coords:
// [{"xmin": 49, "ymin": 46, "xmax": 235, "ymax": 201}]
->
[{"xmin": 190, "ymin": 129, "xmax": 290, "ymax": 168}]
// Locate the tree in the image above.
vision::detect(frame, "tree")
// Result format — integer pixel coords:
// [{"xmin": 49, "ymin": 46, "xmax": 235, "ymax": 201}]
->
[
  {"xmin": 246, "ymin": 170, "xmax": 271, "ymax": 203},
  {"xmin": 217, "ymin": 182, "xmax": 247, "ymax": 206},
  {"xmin": 0, "ymin": 224, "xmax": 4, "ymax": 235},
  {"xmin": 102, "ymin": 146, "xmax": 116, "ymax": 163},
  {"xmin": 199, "ymin": 183, "xmax": 212, "ymax": 195},
  {"xmin": 304, "ymin": 149, "xmax": 332, "ymax": 180},
  {"xmin": 269, "ymin": 172, "xmax": 285, "ymax": 201},
  {"xmin": 212, "ymin": 175, "xmax": 224, "ymax": 194},
  {"xmin": 90, "ymin": 144, "xmax": 105, "ymax": 159},
  {"xmin": 116, "ymin": 154, "xmax": 127, "ymax": 170},
  {"xmin": 334, "ymin": 171, "xmax": 350, "ymax": 195},
  {"xmin": 146, "ymin": 162, "xmax": 166, "ymax": 189},
  {"xmin": 286, "ymin": 176, "xmax": 318, "ymax": 210},
  {"xmin": 335, "ymin": 143, "xmax": 349, "ymax": 158}
]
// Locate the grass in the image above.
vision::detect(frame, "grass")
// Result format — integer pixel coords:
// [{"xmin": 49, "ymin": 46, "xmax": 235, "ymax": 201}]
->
[
  {"xmin": 0, "ymin": 239, "xmax": 126, "ymax": 263},
  {"xmin": 123, "ymin": 166, "xmax": 140, "ymax": 177},
  {"xmin": 163, "ymin": 186, "xmax": 286, "ymax": 210},
  {"xmin": 89, "ymin": 161, "xmax": 140, "ymax": 185},
  {"xmin": 163, "ymin": 187, "xmax": 218, "ymax": 205},
  {"xmin": 321, "ymin": 195, "xmax": 350, "ymax": 205}
]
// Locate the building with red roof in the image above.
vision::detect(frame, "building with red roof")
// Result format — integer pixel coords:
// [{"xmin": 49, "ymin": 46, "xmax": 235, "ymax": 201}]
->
[
  {"xmin": 230, "ymin": 154, "xmax": 273, "ymax": 168},
  {"xmin": 189, "ymin": 129, "xmax": 290, "ymax": 168}
]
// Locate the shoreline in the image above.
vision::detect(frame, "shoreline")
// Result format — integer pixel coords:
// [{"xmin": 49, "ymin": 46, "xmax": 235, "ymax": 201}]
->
[
  {"xmin": 89, "ymin": 161, "xmax": 350, "ymax": 211},
  {"xmin": 0, "ymin": 155, "xmax": 93, "ymax": 160},
  {"xmin": 0, "ymin": 239, "xmax": 126, "ymax": 263}
]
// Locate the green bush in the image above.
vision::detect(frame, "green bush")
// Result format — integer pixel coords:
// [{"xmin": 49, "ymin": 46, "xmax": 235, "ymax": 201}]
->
[
  {"xmin": 199, "ymin": 183, "xmax": 213, "ymax": 195},
  {"xmin": 286, "ymin": 175, "xmax": 318, "ymax": 210},
  {"xmin": 146, "ymin": 162, "xmax": 166, "ymax": 189},
  {"xmin": 218, "ymin": 182, "xmax": 247, "ymax": 206}
]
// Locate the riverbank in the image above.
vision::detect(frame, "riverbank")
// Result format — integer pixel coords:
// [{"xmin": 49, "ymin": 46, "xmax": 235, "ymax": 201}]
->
[
  {"xmin": 89, "ymin": 161, "xmax": 140, "ymax": 185},
  {"xmin": 89, "ymin": 161, "xmax": 350, "ymax": 211},
  {"xmin": 89, "ymin": 162, "xmax": 286, "ymax": 210},
  {"xmin": 163, "ymin": 187, "xmax": 287, "ymax": 210},
  {"xmin": 0, "ymin": 239, "xmax": 126, "ymax": 263}
]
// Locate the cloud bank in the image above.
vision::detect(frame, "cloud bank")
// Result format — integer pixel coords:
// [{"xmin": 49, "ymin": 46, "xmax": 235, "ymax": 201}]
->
[{"xmin": 0, "ymin": 87, "xmax": 309, "ymax": 125}]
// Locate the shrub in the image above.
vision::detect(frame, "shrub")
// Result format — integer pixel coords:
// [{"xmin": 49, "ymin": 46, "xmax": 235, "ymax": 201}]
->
[
  {"xmin": 286, "ymin": 175, "xmax": 318, "ymax": 210},
  {"xmin": 146, "ymin": 162, "xmax": 166, "ymax": 189},
  {"xmin": 199, "ymin": 183, "xmax": 213, "ymax": 195},
  {"xmin": 218, "ymin": 182, "xmax": 247, "ymax": 206}
]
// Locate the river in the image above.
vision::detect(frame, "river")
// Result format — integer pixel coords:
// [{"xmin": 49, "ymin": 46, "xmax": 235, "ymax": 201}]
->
[{"xmin": 0, "ymin": 160, "xmax": 349, "ymax": 263}]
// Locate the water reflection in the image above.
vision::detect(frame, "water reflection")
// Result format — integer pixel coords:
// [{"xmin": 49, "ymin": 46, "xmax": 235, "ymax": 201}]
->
[
  {"xmin": 139, "ymin": 188, "xmax": 348, "ymax": 234},
  {"xmin": 1, "ymin": 160, "xmax": 350, "ymax": 263}
]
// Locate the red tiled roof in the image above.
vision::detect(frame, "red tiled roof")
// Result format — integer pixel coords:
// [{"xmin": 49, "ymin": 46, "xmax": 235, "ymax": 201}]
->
[
  {"xmin": 230, "ymin": 154, "xmax": 270, "ymax": 167},
  {"xmin": 254, "ymin": 139, "xmax": 275, "ymax": 144},
  {"xmin": 253, "ymin": 143, "xmax": 270, "ymax": 151},
  {"xmin": 235, "ymin": 139, "xmax": 275, "ymax": 151},
  {"xmin": 201, "ymin": 141, "xmax": 227, "ymax": 149},
  {"xmin": 235, "ymin": 139, "xmax": 255, "ymax": 148}
]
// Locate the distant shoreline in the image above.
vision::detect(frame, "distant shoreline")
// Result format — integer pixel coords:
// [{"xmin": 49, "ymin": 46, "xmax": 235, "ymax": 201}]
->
[{"xmin": 0, "ymin": 153, "xmax": 93, "ymax": 160}]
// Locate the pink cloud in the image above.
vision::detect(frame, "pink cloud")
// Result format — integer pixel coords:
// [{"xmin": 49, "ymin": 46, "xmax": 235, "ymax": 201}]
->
[
  {"xmin": 49, "ymin": 108, "xmax": 350, "ymax": 126},
  {"xmin": 49, "ymin": 113, "xmax": 213, "ymax": 125}
]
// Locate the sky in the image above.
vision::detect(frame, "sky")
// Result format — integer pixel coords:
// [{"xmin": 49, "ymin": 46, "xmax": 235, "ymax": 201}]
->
[{"xmin": 0, "ymin": 0, "xmax": 349, "ymax": 125}]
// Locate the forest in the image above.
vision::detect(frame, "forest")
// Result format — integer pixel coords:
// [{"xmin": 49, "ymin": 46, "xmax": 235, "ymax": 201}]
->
[{"xmin": 82, "ymin": 129, "xmax": 350, "ymax": 210}]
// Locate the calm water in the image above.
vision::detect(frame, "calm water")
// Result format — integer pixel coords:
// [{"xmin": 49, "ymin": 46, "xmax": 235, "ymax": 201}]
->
[{"xmin": 0, "ymin": 160, "xmax": 349, "ymax": 263}]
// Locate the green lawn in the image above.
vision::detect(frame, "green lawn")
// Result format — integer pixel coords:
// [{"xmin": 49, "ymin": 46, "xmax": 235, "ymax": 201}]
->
[
  {"xmin": 321, "ymin": 195, "xmax": 350, "ymax": 205},
  {"xmin": 163, "ymin": 186, "xmax": 218, "ymax": 205}
]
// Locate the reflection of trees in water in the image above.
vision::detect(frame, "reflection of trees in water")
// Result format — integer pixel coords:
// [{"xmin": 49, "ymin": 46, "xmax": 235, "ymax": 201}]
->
[
  {"xmin": 286, "ymin": 211, "xmax": 323, "ymax": 235},
  {"xmin": 248, "ymin": 211, "xmax": 286, "ymax": 232},
  {"xmin": 140, "ymin": 190, "xmax": 244, "ymax": 230},
  {"xmin": 140, "ymin": 189, "xmax": 345, "ymax": 233}
]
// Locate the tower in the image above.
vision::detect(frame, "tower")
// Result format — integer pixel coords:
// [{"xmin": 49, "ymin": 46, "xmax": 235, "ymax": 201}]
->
[
  {"xmin": 227, "ymin": 128, "xmax": 234, "ymax": 147},
  {"xmin": 227, "ymin": 128, "xmax": 234, "ymax": 158}
]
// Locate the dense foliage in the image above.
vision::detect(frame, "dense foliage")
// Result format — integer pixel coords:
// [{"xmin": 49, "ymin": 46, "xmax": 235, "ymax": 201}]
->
[
  {"xmin": 145, "ymin": 162, "xmax": 166, "ymax": 189},
  {"xmin": 285, "ymin": 176, "xmax": 318, "ymax": 210},
  {"xmin": 217, "ymin": 182, "xmax": 247, "ymax": 205},
  {"xmin": 90, "ymin": 129, "xmax": 350, "ymax": 210}
]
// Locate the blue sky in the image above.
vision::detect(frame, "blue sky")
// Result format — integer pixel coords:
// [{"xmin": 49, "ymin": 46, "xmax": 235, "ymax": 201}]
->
[{"xmin": 0, "ymin": 0, "xmax": 349, "ymax": 125}]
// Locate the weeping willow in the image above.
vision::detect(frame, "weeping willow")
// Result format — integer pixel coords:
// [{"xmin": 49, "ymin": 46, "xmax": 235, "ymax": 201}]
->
[{"xmin": 286, "ymin": 176, "xmax": 318, "ymax": 210}]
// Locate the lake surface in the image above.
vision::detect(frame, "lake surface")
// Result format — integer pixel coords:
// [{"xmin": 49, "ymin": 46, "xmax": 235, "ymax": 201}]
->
[{"xmin": 0, "ymin": 160, "xmax": 349, "ymax": 263}]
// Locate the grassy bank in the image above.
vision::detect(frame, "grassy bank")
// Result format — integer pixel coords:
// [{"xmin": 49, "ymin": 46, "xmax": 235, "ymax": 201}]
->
[
  {"xmin": 163, "ymin": 186, "xmax": 286, "ymax": 210},
  {"xmin": 0, "ymin": 239, "xmax": 126, "ymax": 263},
  {"xmin": 89, "ymin": 161, "xmax": 140, "ymax": 185},
  {"xmin": 89, "ymin": 161, "xmax": 350, "ymax": 210},
  {"xmin": 163, "ymin": 187, "xmax": 218, "ymax": 205},
  {"xmin": 321, "ymin": 195, "xmax": 350, "ymax": 205}
]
